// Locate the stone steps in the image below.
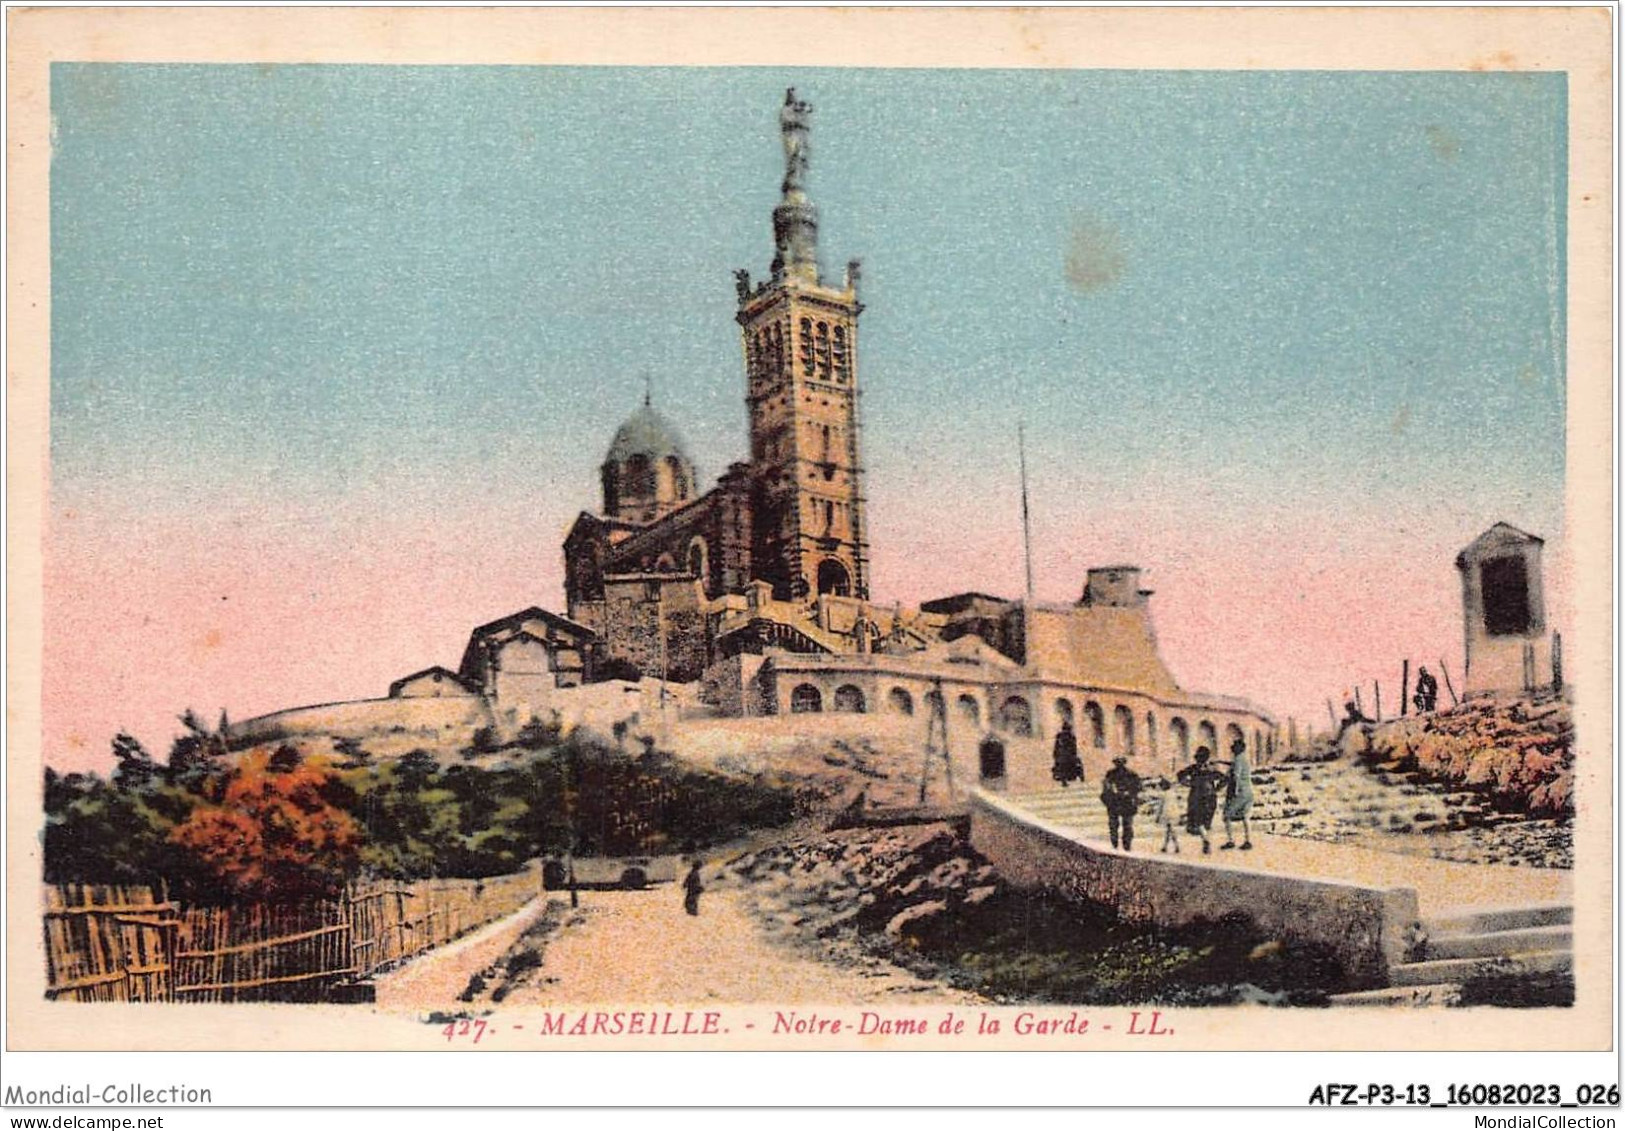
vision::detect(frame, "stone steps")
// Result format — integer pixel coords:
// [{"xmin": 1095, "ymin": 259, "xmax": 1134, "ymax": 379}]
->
[
  {"xmin": 1387, "ymin": 947, "xmax": 1570, "ymax": 988},
  {"xmin": 1426, "ymin": 901, "xmax": 1572, "ymax": 935},
  {"xmin": 1328, "ymin": 982, "xmax": 1463, "ymax": 1007},
  {"xmin": 1249, "ymin": 754, "xmax": 1504, "ymax": 840},
  {"xmin": 1354, "ymin": 901, "xmax": 1576, "ymax": 1005},
  {"xmin": 1424, "ymin": 924, "xmax": 1571, "ymax": 961}
]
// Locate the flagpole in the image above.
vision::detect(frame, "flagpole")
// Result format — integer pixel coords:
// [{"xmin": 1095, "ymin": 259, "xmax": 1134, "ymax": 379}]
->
[{"xmin": 1018, "ymin": 422, "xmax": 1035, "ymax": 607}]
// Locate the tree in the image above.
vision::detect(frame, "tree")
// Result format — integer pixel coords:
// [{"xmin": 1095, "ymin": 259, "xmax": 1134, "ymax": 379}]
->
[
  {"xmin": 516, "ymin": 713, "xmax": 562, "ymax": 751},
  {"xmin": 110, "ymin": 732, "xmax": 161, "ymax": 792},
  {"xmin": 267, "ymin": 743, "xmax": 304, "ymax": 773},
  {"xmin": 170, "ymin": 750, "xmax": 360, "ymax": 901},
  {"xmin": 467, "ymin": 726, "xmax": 501, "ymax": 759},
  {"xmin": 332, "ymin": 736, "xmax": 370, "ymax": 767},
  {"xmin": 165, "ymin": 709, "xmax": 229, "ymax": 792}
]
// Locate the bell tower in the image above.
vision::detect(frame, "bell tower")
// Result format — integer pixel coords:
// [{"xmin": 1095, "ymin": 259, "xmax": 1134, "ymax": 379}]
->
[{"xmin": 734, "ymin": 89, "xmax": 869, "ymax": 602}]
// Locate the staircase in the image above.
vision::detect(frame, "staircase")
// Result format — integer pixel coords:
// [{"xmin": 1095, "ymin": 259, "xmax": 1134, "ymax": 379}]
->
[
  {"xmin": 1250, "ymin": 758, "xmax": 1509, "ymax": 840},
  {"xmin": 1005, "ymin": 787, "xmax": 1117, "ymax": 841},
  {"xmin": 1328, "ymin": 902, "xmax": 1573, "ymax": 1006}
]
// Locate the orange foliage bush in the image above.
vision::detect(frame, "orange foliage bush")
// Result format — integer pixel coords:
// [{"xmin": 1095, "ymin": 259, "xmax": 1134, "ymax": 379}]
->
[{"xmin": 170, "ymin": 750, "xmax": 361, "ymax": 901}]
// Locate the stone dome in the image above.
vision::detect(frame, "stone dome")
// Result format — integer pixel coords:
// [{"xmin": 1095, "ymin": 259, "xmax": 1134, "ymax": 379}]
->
[{"xmin": 601, "ymin": 398, "xmax": 697, "ymax": 524}]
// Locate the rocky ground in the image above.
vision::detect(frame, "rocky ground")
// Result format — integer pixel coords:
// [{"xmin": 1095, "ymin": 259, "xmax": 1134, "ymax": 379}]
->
[
  {"xmin": 1254, "ymin": 694, "xmax": 1574, "ymax": 871},
  {"xmin": 711, "ymin": 820, "xmax": 1343, "ymax": 1006}
]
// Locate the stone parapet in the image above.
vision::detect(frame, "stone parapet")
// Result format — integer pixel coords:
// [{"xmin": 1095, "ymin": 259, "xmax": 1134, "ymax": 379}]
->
[{"xmin": 968, "ymin": 789, "xmax": 1417, "ymax": 989}]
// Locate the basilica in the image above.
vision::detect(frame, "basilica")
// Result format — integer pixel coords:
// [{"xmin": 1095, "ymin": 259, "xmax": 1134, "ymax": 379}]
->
[{"xmin": 386, "ymin": 89, "xmax": 1279, "ymax": 768}]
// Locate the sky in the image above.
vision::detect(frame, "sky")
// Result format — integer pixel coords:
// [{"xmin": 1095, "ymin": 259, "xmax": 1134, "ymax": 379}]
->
[{"xmin": 45, "ymin": 65, "xmax": 1568, "ymax": 769}]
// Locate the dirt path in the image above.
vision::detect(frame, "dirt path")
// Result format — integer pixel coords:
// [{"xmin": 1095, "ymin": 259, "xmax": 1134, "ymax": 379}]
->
[
  {"xmin": 504, "ymin": 884, "xmax": 976, "ymax": 1005},
  {"xmin": 373, "ymin": 896, "xmax": 552, "ymax": 1011},
  {"xmin": 377, "ymin": 882, "xmax": 973, "ymax": 1010}
]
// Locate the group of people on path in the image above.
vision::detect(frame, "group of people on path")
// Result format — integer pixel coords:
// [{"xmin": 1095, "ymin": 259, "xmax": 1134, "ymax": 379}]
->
[{"xmin": 1050, "ymin": 720, "xmax": 1256, "ymax": 855}]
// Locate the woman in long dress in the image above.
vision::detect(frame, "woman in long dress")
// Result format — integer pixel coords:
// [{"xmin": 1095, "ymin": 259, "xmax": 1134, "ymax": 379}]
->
[
  {"xmin": 1051, "ymin": 720, "xmax": 1084, "ymax": 787},
  {"xmin": 1177, "ymin": 747, "xmax": 1226, "ymax": 855},
  {"xmin": 1221, "ymin": 738, "xmax": 1255, "ymax": 851}
]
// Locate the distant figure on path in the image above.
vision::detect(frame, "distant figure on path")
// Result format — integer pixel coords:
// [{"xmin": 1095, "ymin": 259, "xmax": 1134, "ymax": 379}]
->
[
  {"xmin": 1051, "ymin": 719, "xmax": 1084, "ymax": 787},
  {"xmin": 1177, "ymin": 747, "xmax": 1227, "ymax": 855},
  {"xmin": 1413, "ymin": 667, "xmax": 1439, "ymax": 714},
  {"xmin": 1336, "ymin": 699, "xmax": 1370, "ymax": 738},
  {"xmin": 1100, "ymin": 756, "xmax": 1143, "ymax": 851},
  {"xmin": 1221, "ymin": 737, "xmax": 1254, "ymax": 850},
  {"xmin": 683, "ymin": 860, "xmax": 704, "ymax": 916}
]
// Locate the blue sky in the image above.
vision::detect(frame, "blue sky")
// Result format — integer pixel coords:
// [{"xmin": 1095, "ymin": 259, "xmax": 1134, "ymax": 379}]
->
[
  {"xmin": 47, "ymin": 65, "xmax": 1567, "ymax": 749},
  {"xmin": 52, "ymin": 66, "xmax": 1564, "ymax": 520}
]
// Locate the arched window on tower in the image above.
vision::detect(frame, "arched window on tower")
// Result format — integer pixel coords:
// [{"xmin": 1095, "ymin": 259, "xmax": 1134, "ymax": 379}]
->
[
  {"xmin": 665, "ymin": 456, "xmax": 688, "ymax": 501},
  {"xmin": 832, "ymin": 325, "xmax": 848, "ymax": 382},
  {"xmin": 687, "ymin": 537, "xmax": 709, "ymax": 590},
  {"xmin": 799, "ymin": 318, "xmax": 814, "ymax": 377},
  {"xmin": 625, "ymin": 455, "xmax": 654, "ymax": 498},
  {"xmin": 816, "ymin": 558, "xmax": 851, "ymax": 597},
  {"xmin": 815, "ymin": 321, "xmax": 832, "ymax": 380}
]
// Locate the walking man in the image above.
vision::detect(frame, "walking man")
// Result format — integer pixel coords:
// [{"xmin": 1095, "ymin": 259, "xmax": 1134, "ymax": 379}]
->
[
  {"xmin": 1413, "ymin": 666, "xmax": 1439, "ymax": 714},
  {"xmin": 682, "ymin": 859, "xmax": 704, "ymax": 916},
  {"xmin": 1100, "ymin": 755, "xmax": 1143, "ymax": 851}
]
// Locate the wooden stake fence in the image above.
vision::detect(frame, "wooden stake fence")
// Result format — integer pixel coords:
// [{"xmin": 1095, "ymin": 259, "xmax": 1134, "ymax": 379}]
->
[{"xmin": 43, "ymin": 867, "xmax": 539, "ymax": 1003}]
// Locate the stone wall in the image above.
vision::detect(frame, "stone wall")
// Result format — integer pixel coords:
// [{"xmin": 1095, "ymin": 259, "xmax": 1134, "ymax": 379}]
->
[
  {"xmin": 699, "ymin": 652, "xmax": 769, "ymax": 716},
  {"xmin": 968, "ymin": 789, "xmax": 1418, "ymax": 989},
  {"xmin": 229, "ymin": 696, "xmax": 492, "ymax": 747},
  {"xmin": 597, "ymin": 574, "xmax": 710, "ymax": 682}
]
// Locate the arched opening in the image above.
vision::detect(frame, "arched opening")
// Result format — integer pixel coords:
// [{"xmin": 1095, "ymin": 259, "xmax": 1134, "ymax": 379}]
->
[
  {"xmin": 888, "ymin": 687, "xmax": 915, "ymax": 715},
  {"xmin": 1146, "ymin": 712, "xmax": 1158, "ymax": 755},
  {"xmin": 1170, "ymin": 717, "xmax": 1190, "ymax": 761},
  {"xmin": 816, "ymin": 558, "xmax": 852, "ymax": 597},
  {"xmin": 1084, "ymin": 701, "xmax": 1106, "ymax": 749},
  {"xmin": 665, "ymin": 455, "xmax": 688, "ymax": 501},
  {"xmin": 979, "ymin": 738, "xmax": 1006, "ymax": 781},
  {"xmin": 1000, "ymin": 696, "xmax": 1033, "ymax": 737},
  {"xmin": 834, "ymin": 685, "xmax": 866, "ymax": 713},
  {"xmin": 1224, "ymin": 722, "xmax": 1246, "ymax": 756},
  {"xmin": 686, "ymin": 538, "xmax": 709, "ymax": 587},
  {"xmin": 1198, "ymin": 721, "xmax": 1219, "ymax": 756},
  {"xmin": 790, "ymin": 684, "xmax": 822, "ymax": 713},
  {"xmin": 1114, "ymin": 704, "xmax": 1135, "ymax": 754},
  {"xmin": 1254, "ymin": 728, "xmax": 1263, "ymax": 758},
  {"xmin": 1055, "ymin": 698, "xmax": 1075, "ymax": 729},
  {"xmin": 625, "ymin": 454, "xmax": 654, "ymax": 498},
  {"xmin": 957, "ymin": 694, "xmax": 981, "ymax": 726}
]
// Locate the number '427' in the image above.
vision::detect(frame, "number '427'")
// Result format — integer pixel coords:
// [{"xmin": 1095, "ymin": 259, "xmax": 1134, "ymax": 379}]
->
[{"xmin": 441, "ymin": 1018, "xmax": 488, "ymax": 1044}]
